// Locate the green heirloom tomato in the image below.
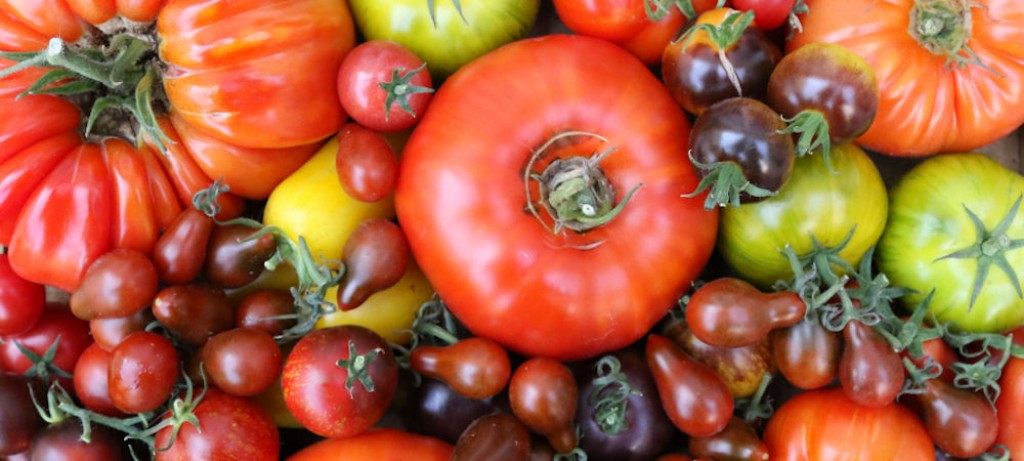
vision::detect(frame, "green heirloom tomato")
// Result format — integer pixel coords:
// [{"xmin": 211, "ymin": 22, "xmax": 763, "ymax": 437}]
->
[
  {"xmin": 718, "ymin": 143, "xmax": 888, "ymax": 288},
  {"xmin": 879, "ymin": 153, "xmax": 1024, "ymax": 333},
  {"xmin": 347, "ymin": 0, "xmax": 540, "ymax": 80}
]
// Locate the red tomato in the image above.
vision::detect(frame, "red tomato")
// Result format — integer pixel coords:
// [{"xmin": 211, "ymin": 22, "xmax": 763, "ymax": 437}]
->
[
  {"xmin": 553, "ymin": 0, "xmax": 650, "ymax": 42},
  {"xmin": 335, "ymin": 123, "xmax": 399, "ymax": 203},
  {"xmin": 764, "ymin": 388, "xmax": 935, "ymax": 460},
  {"xmin": 155, "ymin": 388, "xmax": 279, "ymax": 461},
  {"xmin": 0, "ymin": 253, "xmax": 45, "ymax": 336},
  {"xmin": 200, "ymin": 328, "xmax": 283, "ymax": 397},
  {"xmin": 70, "ymin": 248, "xmax": 159, "ymax": 321},
  {"xmin": 73, "ymin": 342, "xmax": 122, "ymax": 416},
  {"xmin": 281, "ymin": 325, "xmax": 399, "ymax": 438},
  {"xmin": 396, "ymin": 34, "xmax": 717, "ymax": 360},
  {"xmin": 731, "ymin": 0, "xmax": 798, "ymax": 30},
  {"xmin": 108, "ymin": 331, "xmax": 179, "ymax": 414},
  {"xmin": 790, "ymin": 0, "xmax": 1024, "ymax": 156},
  {"xmin": 997, "ymin": 355, "xmax": 1024, "ymax": 459},
  {"xmin": 287, "ymin": 428, "xmax": 452, "ymax": 461},
  {"xmin": 0, "ymin": 305, "xmax": 91, "ymax": 387},
  {"xmin": 337, "ymin": 41, "xmax": 434, "ymax": 133}
]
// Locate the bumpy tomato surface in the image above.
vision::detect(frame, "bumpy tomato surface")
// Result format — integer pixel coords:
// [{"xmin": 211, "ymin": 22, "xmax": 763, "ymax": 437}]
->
[
  {"xmin": 396, "ymin": 34, "xmax": 718, "ymax": 360},
  {"xmin": 879, "ymin": 153, "xmax": 1024, "ymax": 333},
  {"xmin": 791, "ymin": 0, "xmax": 1024, "ymax": 156}
]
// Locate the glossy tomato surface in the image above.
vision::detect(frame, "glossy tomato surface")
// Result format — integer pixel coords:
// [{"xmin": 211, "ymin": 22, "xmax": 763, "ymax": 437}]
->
[
  {"xmin": 287, "ymin": 428, "xmax": 452, "ymax": 461},
  {"xmin": 791, "ymin": 0, "xmax": 1024, "ymax": 156},
  {"xmin": 396, "ymin": 34, "xmax": 718, "ymax": 360},
  {"xmin": 879, "ymin": 153, "xmax": 1024, "ymax": 332}
]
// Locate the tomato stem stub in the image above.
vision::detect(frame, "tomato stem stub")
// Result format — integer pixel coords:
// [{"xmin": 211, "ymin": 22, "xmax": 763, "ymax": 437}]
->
[{"xmin": 909, "ymin": 0, "xmax": 992, "ymax": 71}]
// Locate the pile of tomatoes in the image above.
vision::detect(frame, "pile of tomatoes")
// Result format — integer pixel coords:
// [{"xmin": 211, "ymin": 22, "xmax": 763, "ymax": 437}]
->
[{"xmin": 2, "ymin": 0, "xmax": 1024, "ymax": 460}]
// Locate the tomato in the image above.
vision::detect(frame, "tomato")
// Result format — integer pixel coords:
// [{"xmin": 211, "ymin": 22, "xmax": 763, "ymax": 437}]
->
[
  {"xmin": 88, "ymin": 309, "xmax": 154, "ymax": 352},
  {"xmin": 685, "ymin": 277, "xmax": 805, "ymax": 348},
  {"xmin": 73, "ymin": 342, "xmax": 122, "ymax": 416},
  {"xmin": 155, "ymin": 388, "xmax": 279, "ymax": 461},
  {"xmin": 403, "ymin": 376, "xmax": 510, "ymax": 444},
  {"xmin": 336, "ymin": 218, "xmax": 410, "ymax": 311},
  {"xmin": 281, "ymin": 325, "xmax": 399, "ymax": 438},
  {"xmin": 0, "ymin": 0, "xmax": 352, "ymax": 290},
  {"xmin": 204, "ymin": 224, "xmax": 277, "ymax": 289},
  {"xmin": 790, "ymin": 0, "xmax": 1024, "ymax": 156},
  {"xmin": 0, "ymin": 374, "xmax": 44, "ymax": 456},
  {"xmin": 878, "ymin": 153, "xmax": 1024, "ymax": 333},
  {"xmin": 664, "ymin": 319, "xmax": 775, "ymax": 398},
  {"xmin": 718, "ymin": 142, "xmax": 888, "ymax": 289},
  {"xmin": 29, "ymin": 420, "xmax": 127, "ymax": 461},
  {"xmin": 839, "ymin": 320, "xmax": 905, "ymax": 407},
  {"xmin": 645, "ymin": 334, "xmax": 733, "ymax": 437},
  {"xmin": 689, "ymin": 416, "xmax": 769, "ymax": 461},
  {"xmin": 348, "ymin": 0, "xmax": 541, "ymax": 79},
  {"xmin": 452, "ymin": 413, "xmax": 532, "ymax": 461},
  {"xmin": 151, "ymin": 208, "xmax": 213, "ymax": 285},
  {"xmin": 70, "ymin": 248, "xmax": 159, "ymax": 321},
  {"xmin": 108, "ymin": 331, "xmax": 179, "ymax": 414},
  {"xmin": 151, "ymin": 284, "xmax": 234, "ymax": 346},
  {"xmin": 337, "ymin": 41, "xmax": 434, "ymax": 133},
  {"xmin": 764, "ymin": 388, "xmax": 935, "ymax": 460},
  {"xmin": 909, "ymin": 378, "xmax": 998, "ymax": 458},
  {"xmin": 263, "ymin": 136, "xmax": 396, "ymax": 265},
  {"xmin": 396, "ymin": 35, "xmax": 717, "ymax": 360},
  {"xmin": 200, "ymin": 328, "xmax": 282, "ymax": 397},
  {"xmin": 508, "ymin": 357, "xmax": 580, "ymax": 454},
  {"xmin": 772, "ymin": 318, "xmax": 841, "ymax": 389},
  {"xmin": 731, "ymin": 0, "xmax": 798, "ymax": 30},
  {"xmin": 0, "ymin": 253, "xmax": 45, "ymax": 336},
  {"xmin": 410, "ymin": 337, "xmax": 512, "ymax": 400},
  {"xmin": 335, "ymin": 123, "xmax": 400, "ymax": 203},
  {"xmin": 287, "ymin": 428, "xmax": 453, "ymax": 461},
  {"xmin": 997, "ymin": 355, "xmax": 1024, "ymax": 459},
  {"xmin": 235, "ymin": 289, "xmax": 297, "ymax": 337},
  {"xmin": 0, "ymin": 305, "xmax": 91, "ymax": 386}
]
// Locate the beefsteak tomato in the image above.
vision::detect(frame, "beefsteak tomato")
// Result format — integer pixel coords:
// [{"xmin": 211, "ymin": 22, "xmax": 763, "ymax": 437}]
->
[
  {"xmin": 790, "ymin": 0, "xmax": 1024, "ymax": 156},
  {"xmin": 878, "ymin": 153, "xmax": 1024, "ymax": 333},
  {"xmin": 395, "ymin": 34, "xmax": 718, "ymax": 360},
  {"xmin": 287, "ymin": 428, "xmax": 453, "ymax": 461},
  {"xmin": 0, "ymin": 0, "xmax": 352, "ymax": 290}
]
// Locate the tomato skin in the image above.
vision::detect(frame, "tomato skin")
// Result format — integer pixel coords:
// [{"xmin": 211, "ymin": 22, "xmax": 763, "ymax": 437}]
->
[
  {"xmin": 764, "ymin": 388, "xmax": 935, "ymax": 460},
  {"xmin": 151, "ymin": 284, "xmax": 234, "ymax": 346},
  {"xmin": 718, "ymin": 142, "xmax": 887, "ymax": 289},
  {"xmin": 108, "ymin": 331, "xmax": 180, "ymax": 414},
  {"xmin": 645, "ymin": 334, "xmax": 733, "ymax": 437},
  {"xmin": 235, "ymin": 289, "xmax": 296, "ymax": 337},
  {"xmin": 508, "ymin": 357, "xmax": 580, "ymax": 454},
  {"xmin": 838, "ymin": 320, "xmax": 904, "ymax": 407},
  {"xmin": 204, "ymin": 224, "xmax": 277, "ymax": 289},
  {"xmin": 553, "ymin": 0, "xmax": 649, "ymax": 42},
  {"xmin": 73, "ymin": 342, "xmax": 122, "ymax": 416},
  {"xmin": 396, "ymin": 34, "xmax": 717, "ymax": 360},
  {"xmin": 772, "ymin": 319, "xmax": 841, "ymax": 389},
  {"xmin": 286, "ymin": 428, "xmax": 453, "ymax": 461},
  {"xmin": 155, "ymin": 388, "xmax": 279, "ymax": 461},
  {"xmin": 686, "ymin": 277, "xmax": 805, "ymax": 348},
  {"xmin": 0, "ymin": 305, "xmax": 91, "ymax": 387},
  {"xmin": 997, "ymin": 356, "xmax": 1024, "ymax": 459},
  {"xmin": 790, "ymin": 0, "xmax": 1024, "ymax": 156},
  {"xmin": 70, "ymin": 248, "xmax": 159, "ymax": 321},
  {"xmin": 410, "ymin": 337, "xmax": 511, "ymax": 400},
  {"xmin": 0, "ymin": 253, "xmax": 45, "ymax": 336},
  {"xmin": 201, "ymin": 328, "xmax": 283, "ymax": 397},
  {"xmin": 878, "ymin": 153, "xmax": 1024, "ymax": 333},
  {"xmin": 348, "ymin": 0, "xmax": 541, "ymax": 79},
  {"xmin": 281, "ymin": 325, "xmax": 399, "ymax": 438},
  {"xmin": 452, "ymin": 413, "xmax": 532, "ymax": 461},
  {"xmin": 335, "ymin": 123, "xmax": 400, "ymax": 203},
  {"xmin": 29, "ymin": 419, "xmax": 128, "ymax": 461},
  {"xmin": 89, "ymin": 309, "xmax": 154, "ymax": 352},
  {"xmin": 731, "ymin": 0, "xmax": 797, "ymax": 30},
  {"xmin": 151, "ymin": 208, "xmax": 213, "ymax": 285},
  {"xmin": 910, "ymin": 379, "xmax": 998, "ymax": 458},
  {"xmin": 0, "ymin": 374, "xmax": 45, "ymax": 456},
  {"xmin": 337, "ymin": 42, "xmax": 434, "ymax": 133}
]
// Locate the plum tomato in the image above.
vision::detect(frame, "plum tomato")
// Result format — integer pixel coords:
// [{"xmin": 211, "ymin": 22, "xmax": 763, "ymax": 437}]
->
[
  {"xmin": 684, "ymin": 277, "xmax": 805, "ymax": 347},
  {"xmin": 336, "ymin": 218, "xmax": 410, "ymax": 311}
]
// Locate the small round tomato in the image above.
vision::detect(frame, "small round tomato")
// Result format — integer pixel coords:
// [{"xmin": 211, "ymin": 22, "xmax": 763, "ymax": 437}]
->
[
  {"xmin": 70, "ymin": 248, "xmax": 159, "ymax": 321},
  {"xmin": 0, "ymin": 253, "xmax": 45, "ymax": 336},
  {"xmin": 89, "ymin": 309, "xmax": 154, "ymax": 352},
  {"xmin": 337, "ymin": 41, "xmax": 434, "ymax": 133},
  {"xmin": 155, "ymin": 388, "xmax": 279, "ymax": 461},
  {"xmin": 317, "ymin": 262, "xmax": 434, "ymax": 344},
  {"xmin": 553, "ymin": 0, "xmax": 649, "ymax": 42},
  {"xmin": 281, "ymin": 325, "xmax": 399, "ymax": 438},
  {"xmin": 718, "ymin": 142, "xmax": 888, "ymax": 288},
  {"xmin": 508, "ymin": 357, "xmax": 579, "ymax": 454},
  {"xmin": 235, "ymin": 289, "xmax": 296, "ymax": 336},
  {"xmin": 201, "ymin": 328, "xmax": 283, "ymax": 397},
  {"xmin": 336, "ymin": 218, "xmax": 410, "ymax": 311},
  {"xmin": 879, "ymin": 153, "xmax": 1024, "ymax": 333},
  {"xmin": 151, "ymin": 284, "xmax": 234, "ymax": 346},
  {"xmin": 73, "ymin": 342, "xmax": 121, "ymax": 416},
  {"xmin": 108, "ymin": 331, "xmax": 180, "ymax": 414},
  {"xmin": 335, "ymin": 124, "xmax": 399, "ymax": 203},
  {"xmin": 0, "ymin": 306, "xmax": 91, "ymax": 386}
]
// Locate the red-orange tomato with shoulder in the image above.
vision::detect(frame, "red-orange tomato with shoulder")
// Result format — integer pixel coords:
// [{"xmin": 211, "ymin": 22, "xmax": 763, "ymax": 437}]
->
[{"xmin": 286, "ymin": 428, "xmax": 453, "ymax": 461}]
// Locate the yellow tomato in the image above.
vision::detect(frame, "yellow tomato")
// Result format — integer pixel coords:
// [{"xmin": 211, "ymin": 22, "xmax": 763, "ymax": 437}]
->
[
  {"xmin": 263, "ymin": 136, "xmax": 395, "ymax": 263},
  {"xmin": 315, "ymin": 262, "xmax": 434, "ymax": 344}
]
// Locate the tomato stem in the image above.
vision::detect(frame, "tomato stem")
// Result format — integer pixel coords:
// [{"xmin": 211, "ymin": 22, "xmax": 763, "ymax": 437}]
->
[
  {"xmin": 674, "ymin": 9, "xmax": 755, "ymax": 95},
  {"xmin": 909, "ymin": 0, "xmax": 997, "ymax": 73},
  {"xmin": 379, "ymin": 63, "xmax": 434, "ymax": 121},
  {"xmin": 336, "ymin": 341, "xmax": 384, "ymax": 395},
  {"xmin": 685, "ymin": 150, "xmax": 776, "ymax": 209}
]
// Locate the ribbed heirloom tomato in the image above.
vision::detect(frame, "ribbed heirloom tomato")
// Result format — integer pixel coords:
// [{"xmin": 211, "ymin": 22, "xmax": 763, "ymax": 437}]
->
[
  {"xmin": 0, "ymin": 0, "xmax": 354, "ymax": 290},
  {"xmin": 396, "ymin": 34, "xmax": 718, "ymax": 360}
]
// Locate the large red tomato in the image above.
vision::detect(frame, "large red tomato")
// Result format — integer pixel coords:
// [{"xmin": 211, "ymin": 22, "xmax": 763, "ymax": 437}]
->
[
  {"xmin": 0, "ymin": 0, "xmax": 353, "ymax": 290},
  {"xmin": 763, "ymin": 388, "xmax": 935, "ymax": 460},
  {"xmin": 791, "ymin": 0, "xmax": 1024, "ymax": 156},
  {"xmin": 396, "ymin": 34, "xmax": 718, "ymax": 360}
]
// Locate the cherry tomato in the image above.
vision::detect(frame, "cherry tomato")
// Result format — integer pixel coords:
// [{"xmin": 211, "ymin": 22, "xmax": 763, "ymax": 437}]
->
[
  {"xmin": 553, "ymin": 0, "xmax": 649, "ymax": 42},
  {"xmin": 839, "ymin": 319, "xmax": 905, "ymax": 407},
  {"xmin": 1, "ymin": 305, "xmax": 91, "ymax": 387},
  {"xmin": 686, "ymin": 277, "xmax": 805, "ymax": 347},
  {"xmin": 731, "ymin": 0, "xmax": 798, "ymax": 30},
  {"xmin": 452, "ymin": 413, "xmax": 532, "ymax": 461},
  {"xmin": 234, "ymin": 288, "xmax": 296, "ymax": 336},
  {"xmin": 204, "ymin": 224, "xmax": 277, "ymax": 289},
  {"xmin": 0, "ymin": 253, "xmax": 45, "ymax": 336},
  {"xmin": 0, "ymin": 374, "xmax": 44, "ymax": 456},
  {"xmin": 282, "ymin": 325, "xmax": 399, "ymax": 438},
  {"xmin": 201, "ymin": 328, "xmax": 283, "ymax": 397},
  {"xmin": 411, "ymin": 337, "xmax": 511, "ymax": 400},
  {"xmin": 689, "ymin": 416, "xmax": 769, "ymax": 461},
  {"xmin": 772, "ymin": 318, "xmax": 841, "ymax": 389},
  {"xmin": 151, "ymin": 284, "xmax": 234, "ymax": 346},
  {"xmin": 73, "ymin": 342, "xmax": 122, "ymax": 416},
  {"xmin": 70, "ymin": 248, "xmax": 159, "ymax": 321},
  {"xmin": 508, "ymin": 357, "xmax": 579, "ymax": 454},
  {"xmin": 335, "ymin": 123, "xmax": 399, "ymax": 203},
  {"xmin": 89, "ymin": 308, "xmax": 154, "ymax": 352},
  {"xmin": 29, "ymin": 419, "xmax": 127, "ymax": 461},
  {"xmin": 645, "ymin": 334, "xmax": 733, "ymax": 437},
  {"xmin": 336, "ymin": 40, "xmax": 434, "ymax": 133},
  {"xmin": 337, "ymin": 218, "xmax": 410, "ymax": 311},
  {"xmin": 151, "ymin": 208, "xmax": 213, "ymax": 285},
  {"xmin": 155, "ymin": 388, "xmax": 279, "ymax": 461},
  {"xmin": 108, "ymin": 331, "xmax": 180, "ymax": 414}
]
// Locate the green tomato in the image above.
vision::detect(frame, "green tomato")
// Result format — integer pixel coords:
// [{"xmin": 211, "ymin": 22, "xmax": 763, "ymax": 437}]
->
[
  {"xmin": 348, "ymin": 0, "xmax": 541, "ymax": 79},
  {"xmin": 878, "ymin": 153, "xmax": 1024, "ymax": 333},
  {"xmin": 718, "ymin": 143, "xmax": 888, "ymax": 288}
]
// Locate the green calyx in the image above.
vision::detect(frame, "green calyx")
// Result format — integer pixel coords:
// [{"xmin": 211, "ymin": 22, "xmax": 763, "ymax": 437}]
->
[
  {"xmin": 674, "ymin": 9, "xmax": 755, "ymax": 95},
  {"xmin": 426, "ymin": 0, "xmax": 467, "ymax": 28},
  {"xmin": 378, "ymin": 63, "xmax": 434, "ymax": 121},
  {"xmin": 909, "ymin": 0, "xmax": 993, "ymax": 72},
  {"xmin": 337, "ymin": 340, "xmax": 384, "ymax": 395},
  {"xmin": 644, "ymin": 0, "xmax": 727, "ymax": 21},
  {"xmin": 588, "ymin": 356, "xmax": 641, "ymax": 436},
  {"xmin": 0, "ymin": 34, "xmax": 170, "ymax": 151},
  {"xmin": 934, "ymin": 194, "xmax": 1024, "ymax": 311},
  {"xmin": 685, "ymin": 150, "xmax": 775, "ymax": 210},
  {"xmin": 778, "ymin": 110, "xmax": 836, "ymax": 173}
]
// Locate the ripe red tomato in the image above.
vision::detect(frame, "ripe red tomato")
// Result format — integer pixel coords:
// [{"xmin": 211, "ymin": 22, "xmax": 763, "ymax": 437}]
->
[
  {"xmin": 997, "ymin": 355, "xmax": 1024, "ymax": 459},
  {"xmin": 200, "ymin": 328, "xmax": 283, "ymax": 397},
  {"xmin": 731, "ymin": 0, "xmax": 798, "ymax": 30},
  {"xmin": 155, "ymin": 388, "xmax": 279, "ymax": 461},
  {"xmin": 764, "ymin": 388, "xmax": 935, "ymax": 460},
  {"xmin": 70, "ymin": 248, "xmax": 159, "ymax": 321},
  {"xmin": 337, "ymin": 40, "xmax": 434, "ymax": 133},
  {"xmin": 0, "ymin": 253, "xmax": 45, "ymax": 336},
  {"xmin": 0, "ymin": 305, "xmax": 91, "ymax": 387},
  {"xmin": 281, "ymin": 325, "xmax": 399, "ymax": 438},
  {"xmin": 396, "ymin": 34, "xmax": 717, "ymax": 360},
  {"xmin": 335, "ymin": 123, "xmax": 399, "ymax": 203},
  {"xmin": 73, "ymin": 342, "xmax": 122, "ymax": 416},
  {"xmin": 287, "ymin": 428, "xmax": 452, "ymax": 461},
  {"xmin": 108, "ymin": 331, "xmax": 179, "ymax": 414}
]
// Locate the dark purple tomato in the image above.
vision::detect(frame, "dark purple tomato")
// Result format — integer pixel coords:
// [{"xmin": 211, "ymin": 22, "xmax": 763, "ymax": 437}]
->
[
  {"xmin": 0, "ymin": 374, "xmax": 44, "ymax": 456},
  {"xmin": 404, "ymin": 377, "xmax": 509, "ymax": 444}
]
